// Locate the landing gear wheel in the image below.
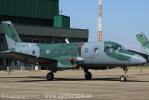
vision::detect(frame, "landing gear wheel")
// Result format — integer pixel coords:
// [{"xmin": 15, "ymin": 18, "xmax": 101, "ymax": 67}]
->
[
  {"xmin": 120, "ymin": 75, "xmax": 127, "ymax": 82},
  {"xmin": 46, "ymin": 72, "xmax": 54, "ymax": 81},
  {"xmin": 120, "ymin": 66, "xmax": 128, "ymax": 82},
  {"xmin": 85, "ymin": 72, "xmax": 92, "ymax": 80}
]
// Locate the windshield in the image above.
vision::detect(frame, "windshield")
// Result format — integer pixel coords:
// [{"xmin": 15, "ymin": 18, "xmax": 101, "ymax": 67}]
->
[{"xmin": 104, "ymin": 46, "xmax": 126, "ymax": 53}]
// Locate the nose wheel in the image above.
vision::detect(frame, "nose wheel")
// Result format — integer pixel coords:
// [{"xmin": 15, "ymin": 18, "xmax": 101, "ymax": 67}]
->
[
  {"xmin": 46, "ymin": 72, "xmax": 54, "ymax": 81},
  {"xmin": 120, "ymin": 75, "xmax": 127, "ymax": 81},
  {"xmin": 120, "ymin": 66, "xmax": 128, "ymax": 82}
]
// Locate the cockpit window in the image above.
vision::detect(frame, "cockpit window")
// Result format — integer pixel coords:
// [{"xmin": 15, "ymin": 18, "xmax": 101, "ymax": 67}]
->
[
  {"xmin": 104, "ymin": 46, "xmax": 126, "ymax": 53},
  {"xmin": 121, "ymin": 46, "xmax": 126, "ymax": 50}
]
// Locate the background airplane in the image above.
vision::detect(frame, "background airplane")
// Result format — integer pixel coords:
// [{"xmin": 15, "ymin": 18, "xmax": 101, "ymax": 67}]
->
[
  {"xmin": 136, "ymin": 33, "xmax": 149, "ymax": 56},
  {"xmin": 0, "ymin": 21, "xmax": 147, "ymax": 82}
]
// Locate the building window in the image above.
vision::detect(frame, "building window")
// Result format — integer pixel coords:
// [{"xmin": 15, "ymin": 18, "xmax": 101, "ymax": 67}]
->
[
  {"xmin": 54, "ymin": 41, "xmax": 59, "ymax": 43},
  {"xmin": 41, "ymin": 40, "xmax": 45, "ymax": 43},
  {"xmin": 0, "ymin": 38, "xmax": 4, "ymax": 42},
  {"xmin": 23, "ymin": 40, "xmax": 28, "ymax": 42},
  {"xmin": 28, "ymin": 40, "xmax": 32, "ymax": 43},
  {"xmin": 46, "ymin": 40, "xmax": 49, "ymax": 44},
  {"xmin": 33, "ymin": 39, "xmax": 39, "ymax": 43}
]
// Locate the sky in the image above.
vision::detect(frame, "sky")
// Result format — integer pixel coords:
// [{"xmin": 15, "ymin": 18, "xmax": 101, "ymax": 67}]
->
[{"xmin": 59, "ymin": 0, "xmax": 149, "ymax": 51}]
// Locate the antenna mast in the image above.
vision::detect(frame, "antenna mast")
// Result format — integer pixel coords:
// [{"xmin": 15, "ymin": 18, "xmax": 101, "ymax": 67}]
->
[{"xmin": 99, "ymin": 0, "xmax": 102, "ymax": 42}]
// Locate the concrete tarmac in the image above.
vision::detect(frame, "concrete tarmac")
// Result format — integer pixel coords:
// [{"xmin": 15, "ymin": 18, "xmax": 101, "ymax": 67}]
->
[{"xmin": 0, "ymin": 68, "xmax": 149, "ymax": 100}]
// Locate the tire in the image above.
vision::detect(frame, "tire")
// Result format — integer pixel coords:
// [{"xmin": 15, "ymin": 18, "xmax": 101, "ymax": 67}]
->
[
  {"xmin": 120, "ymin": 75, "xmax": 126, "ymax": 82},
  {"xmin": 85, "ymin": 72, "xmax": 92, "ymax": 80},
  {"xmin": 46, "ymin": 72, "xmax": 54, "ymax": 81}
]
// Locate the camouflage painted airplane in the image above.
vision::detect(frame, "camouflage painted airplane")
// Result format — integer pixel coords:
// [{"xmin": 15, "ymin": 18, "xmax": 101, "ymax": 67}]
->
[
  {"xmin": 0, "ymin": 21, "xmax": 147, "ymax": 81},
  {"xmin": 136, "ymin": 33, "xmax": 149, "ymax": 56}
]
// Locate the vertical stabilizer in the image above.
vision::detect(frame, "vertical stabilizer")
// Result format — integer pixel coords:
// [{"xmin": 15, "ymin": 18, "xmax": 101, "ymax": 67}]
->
[
  {"xmin": 136, "ymin": 33, "xmax": 149, "ymax": 47},
  {"xmin": 136, "ymin": 33, "xmax": 149, "ymax": 55},
  {"xmin": 2, "ymin": 21, "xmax": 21, "ymax": 49}
]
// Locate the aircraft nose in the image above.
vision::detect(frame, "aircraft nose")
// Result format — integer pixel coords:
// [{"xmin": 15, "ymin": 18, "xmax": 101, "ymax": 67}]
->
[{"xmin": 130, "ymin": 54, "xmax": 147, "ymax": 65}]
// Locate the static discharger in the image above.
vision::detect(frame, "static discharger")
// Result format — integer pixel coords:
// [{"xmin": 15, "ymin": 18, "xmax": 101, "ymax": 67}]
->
[{"xmin": 99, "ymin": 0, "xmax": 102, "ymax": 42}]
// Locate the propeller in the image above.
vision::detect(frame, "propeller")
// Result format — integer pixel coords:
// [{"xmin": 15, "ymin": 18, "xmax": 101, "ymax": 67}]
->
[{"xmin": 69, "ymin": 43, "xmax": 84, "ymax": 68}]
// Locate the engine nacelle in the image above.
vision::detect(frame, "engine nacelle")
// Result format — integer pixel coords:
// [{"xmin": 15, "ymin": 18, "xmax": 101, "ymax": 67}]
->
[{"xmin": 76, "ymin": 57, "xmax": 84, "ymax": 63}]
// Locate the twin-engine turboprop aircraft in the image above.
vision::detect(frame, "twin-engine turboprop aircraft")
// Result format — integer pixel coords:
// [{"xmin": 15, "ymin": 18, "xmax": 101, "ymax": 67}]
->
[{"xmin": 0, "ymin": 21, "xmax": 147, "ymax": 81}]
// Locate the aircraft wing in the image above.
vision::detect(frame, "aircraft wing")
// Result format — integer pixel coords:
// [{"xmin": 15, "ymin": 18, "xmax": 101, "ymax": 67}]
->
[{"xmin": 0, "ymin": 51, "xmax": 57, "ymax": 71}]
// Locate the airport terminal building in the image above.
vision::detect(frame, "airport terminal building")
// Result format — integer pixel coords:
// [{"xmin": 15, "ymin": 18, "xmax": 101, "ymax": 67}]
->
[{"xmin": 0, "ymin": 0, "xmax": 88, "ymax": 70}]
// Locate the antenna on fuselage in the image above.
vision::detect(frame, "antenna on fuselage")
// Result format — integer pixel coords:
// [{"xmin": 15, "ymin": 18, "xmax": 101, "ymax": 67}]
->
[{"xmin": 65, "ymin": 38, "xmax": 70, "ymax": 43}]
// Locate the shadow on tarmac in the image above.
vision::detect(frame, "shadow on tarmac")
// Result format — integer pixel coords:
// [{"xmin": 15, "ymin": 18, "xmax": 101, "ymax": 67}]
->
[
  {"xmin": 54, "ymin": 78, "xmax": 149, "ymax": 83},
  {"xmin": 0, "ymin": 76, "xmax": 149, "ymax": 83}
]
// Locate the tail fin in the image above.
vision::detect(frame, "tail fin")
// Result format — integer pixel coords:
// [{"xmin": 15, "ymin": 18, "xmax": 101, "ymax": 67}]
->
[
  {"xmin": 2, "ymin": 21, "xmax": 21, "ymax": 49},
  {"xmin": 136, "ymin": 33, "xmax": 149, "ymax": 55}
]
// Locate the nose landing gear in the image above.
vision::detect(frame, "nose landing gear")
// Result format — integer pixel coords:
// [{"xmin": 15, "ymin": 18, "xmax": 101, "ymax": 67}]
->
[{"xmin": 120, "ymin": 66, "xmax": 128, "ymax": 82}]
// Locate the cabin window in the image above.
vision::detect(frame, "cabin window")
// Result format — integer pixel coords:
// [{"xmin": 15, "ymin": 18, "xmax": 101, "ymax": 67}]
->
[
  {"xmin": 54, "ymin": 49, "xmax": 58, "ymax": 54},
  {"xmin": 46, "ymin": 50, "xmax": 50, "ymax": 54},
  {"xmin": 93, "ymin": 47, "xmax": 99, "ymax": 56},
  {"xmin": 32, "ymin": 50, "xmax": 35, "ymax": 54},
  {"xmin": 84, "ymin": 48, "xmax": 88, "ymax": 53},
  {"xmin": 94, "ymin": 48, "xmax": 99, "ymax": 53},
  {"xmin": 40, "ymin": 49, "xmax": 43, "ymax": 54},
  {"xmin": 70, "ymin": 48, "xmax": 73, "ymax": 53},
  {"xmin": 61, "ymin": 48, "xmax": 65, "ymax": 54}
]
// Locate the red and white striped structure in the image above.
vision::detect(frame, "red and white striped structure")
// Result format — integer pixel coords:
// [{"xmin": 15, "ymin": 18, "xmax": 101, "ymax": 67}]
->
[{"xmin": 99, "ymin": 0, "xmax": 102, "ymax": 42}]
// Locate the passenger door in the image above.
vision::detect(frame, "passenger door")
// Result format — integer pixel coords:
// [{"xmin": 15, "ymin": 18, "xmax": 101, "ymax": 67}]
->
[{"xmin": 81, "ymin": 45, "xmax": 92, "ymax": 64}]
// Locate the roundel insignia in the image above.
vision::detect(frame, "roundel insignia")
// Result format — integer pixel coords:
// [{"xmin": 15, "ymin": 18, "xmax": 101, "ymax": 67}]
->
[{"xmin": 78, "ymin": 44, "xmax": 82, "ymax": 48}]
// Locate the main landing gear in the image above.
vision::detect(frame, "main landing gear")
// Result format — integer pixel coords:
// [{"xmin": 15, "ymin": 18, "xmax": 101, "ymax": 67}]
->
[
  {"xmin": 120, "ymin": 66, "xmax": 128, "ymax": 82},
  {"xmin": 46, "ymin": 72, "xmax": 54, "ymax": 81},
  {"xmin": 84, "ymin": 68, "xmax": 92, "ymax": 80}
]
